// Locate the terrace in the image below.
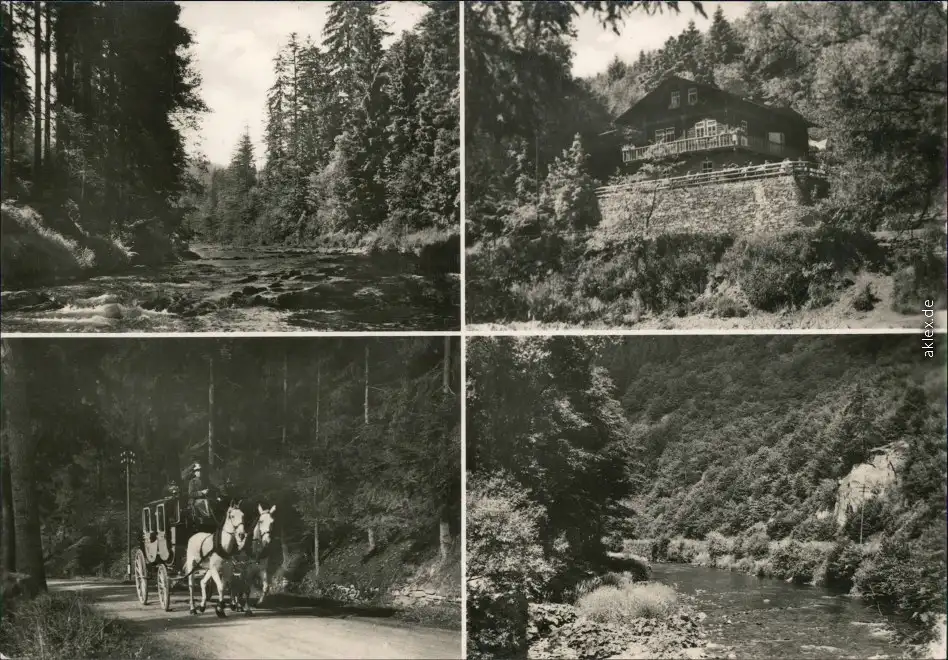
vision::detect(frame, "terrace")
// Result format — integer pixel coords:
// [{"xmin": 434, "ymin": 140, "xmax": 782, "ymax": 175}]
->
[{"xmin": 621, "ymin": 130, "xmax": 796, "ymax": 164}]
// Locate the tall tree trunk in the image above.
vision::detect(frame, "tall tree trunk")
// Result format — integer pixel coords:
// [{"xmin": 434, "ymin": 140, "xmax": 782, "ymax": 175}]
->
[
  {"xmin": 43, "ymin": 1, "xmax": 50, "ymax": 165},
  {"xmin": 208, "ymin": 356, "xmax": 215, "ymax": 475},
  {"xmin": 282, "ymin": 351, "xmax": 288, "ymax": 446},
  {"xmin": 6, "ymin": 0, "xmax": 17, "ymax": 194},
  {"xmin": 32, "ymin": 0, "xmax": 41, "ymax": 190},
  {"xmin": 312, "ymin": 489, "xmax": 319, "ymax": 577},
  {"xmin": 364, "ymin": 344, "xmax": 372, "ymax": 551},
  {"xmin": 439, "ymin": 517, "xmax": 451, "ymax": 563},
  {"xmin": 1, "ymin": 430, "xmax": 16, "ymax": 573},
  {"xmin": 440, "ymin": 337, "xmax": 452, "ymax": 561},
  {"xmin": 363, "ymin": 344, "xmax": 369, "ymax": 425},
  {"xmin": 315, "ymin": 363, "xmax": 320, "ymax": 442},
  {"xmin": 1, "ymin": 340, "xmax": 47, "ymax": 593},
  {"xmin": 443, "ymin": 336, "xmax": 450, "ymax": 394}
]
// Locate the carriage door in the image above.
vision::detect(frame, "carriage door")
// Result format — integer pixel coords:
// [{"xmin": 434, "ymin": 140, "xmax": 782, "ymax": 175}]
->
[
  {"xmin": 155, "ymin": 503, "xmax": 171, "ymax": 562},
  {"xmin": 142, "ymin": 507, "xmax": 153, "ymax": 538}
]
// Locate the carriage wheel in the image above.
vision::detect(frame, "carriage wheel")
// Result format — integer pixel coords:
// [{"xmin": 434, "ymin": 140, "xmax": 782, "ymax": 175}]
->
[
  {"xmin": 156, "ymin": 564, "xmax": 172, "ymax": 612},
  {"xmin": 134, "ymin": 549, "xmax": 149, "ymax": 606}
]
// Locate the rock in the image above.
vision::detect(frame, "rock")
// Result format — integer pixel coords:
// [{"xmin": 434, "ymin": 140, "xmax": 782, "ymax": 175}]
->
[
  {"xmin": 697, "ymin": 612, "xmax": 708, "ymax": 621},
  {"xmin": 242, "ymin": 285, "xmax": 265, "ymax": 295},
  {"xmin": 763, "ymin": 598, "xmax": 770, "ymax": 604},
  {"xmin": 0, "ymin": 289, "xmax": 61, "ymax": 312},
  {"xmin": 234, "ymin": 274, "xmax": 258, "ymax": 284},
  {"xmin": 100, "ymin": 303, "xmax": 123, "ymax": 319}
]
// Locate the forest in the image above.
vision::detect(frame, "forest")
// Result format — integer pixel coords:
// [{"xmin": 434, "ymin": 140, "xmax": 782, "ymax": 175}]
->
[
  {"xmin": 1, "ymin": 337, "xmax": 460, "ymax": 603},
  {"xmin": 1, "ymin": 1, "xmax": 205, "ymax": 277},
  {"xmin": 466, "ymin": 1, "xmax": 947, "ymax": 325},
  {"xmin": 466, "ymin": 335, "xmax": 947, "ymax": 655},
  {"xmin": 184, "ymin": 1, "xmax": 459, "ymax": 252},
  {"xmin": 2, "ymin": 1, "xmax": 459, "ymax": 293}
]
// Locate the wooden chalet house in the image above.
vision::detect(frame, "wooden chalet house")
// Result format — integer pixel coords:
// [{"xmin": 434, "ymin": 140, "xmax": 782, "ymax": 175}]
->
[{"xmin": 614, "ymin": 75, "xmax": 816, "ymax": 176}]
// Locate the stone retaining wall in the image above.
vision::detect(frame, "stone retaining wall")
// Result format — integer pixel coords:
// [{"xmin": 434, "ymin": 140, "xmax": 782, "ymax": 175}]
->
[{"xmin": 597, "ymin": 174, "xmax": 816, "ymax": 238}]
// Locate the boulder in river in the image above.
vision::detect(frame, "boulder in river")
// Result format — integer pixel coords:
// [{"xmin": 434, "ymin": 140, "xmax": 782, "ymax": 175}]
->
[{"xmin": 1, "ymin": 290, "xmax": 62, "ymax": 313}]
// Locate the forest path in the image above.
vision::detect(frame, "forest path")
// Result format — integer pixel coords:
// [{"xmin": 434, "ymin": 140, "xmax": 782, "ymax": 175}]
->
[
  {"xmin": 50, "ymin": 579, "xmax": 461, "ymax": 660},
  {"xmin": 1, "ymin": 244, "xmax": 459, "ymax": 332}
]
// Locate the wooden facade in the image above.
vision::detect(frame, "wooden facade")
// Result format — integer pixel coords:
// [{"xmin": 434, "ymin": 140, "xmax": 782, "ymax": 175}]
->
[{"xmin": 614, "ymin": 76, "xmax": 815, "ymax": 174}]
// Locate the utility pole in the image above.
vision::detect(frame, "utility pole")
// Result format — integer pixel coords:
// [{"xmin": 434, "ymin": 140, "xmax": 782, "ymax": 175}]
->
[{"xmin": 120, "ymin": 449, "xmax": 136, "ymax": 582}]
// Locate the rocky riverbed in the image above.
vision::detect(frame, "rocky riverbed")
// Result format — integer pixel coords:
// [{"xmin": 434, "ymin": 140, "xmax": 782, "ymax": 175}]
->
[{"xmin": 528, "ymin": 601, "xmax": 733, "ymax": 660}]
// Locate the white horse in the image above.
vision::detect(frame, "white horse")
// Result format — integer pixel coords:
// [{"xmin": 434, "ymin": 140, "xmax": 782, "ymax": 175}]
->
[
  {"xmin": 232, "ymin": 504, "xmax": 278, "ymax": 615},
  {"xmin": 185, "ymin": 501, "xmax": 247, "ymax": 616}
]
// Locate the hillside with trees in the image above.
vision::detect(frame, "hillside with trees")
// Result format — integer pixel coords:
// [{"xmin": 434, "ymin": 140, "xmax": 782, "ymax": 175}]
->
[
  {"xmin": 1, "ymin": 337, "xmax": 460, "ymax": 611},
  {"xmin": 467, "ymin": 335, "xmax": 946, "ymax": 656},
  {"xmin": 466, "ymin": 1, "xmax": 947, "ymax": 327},
  {"xmin": 186, "ymin": 1, "xmax": 459, "ymax": 253},
  {"xmin": 1, "ymin": 1, "xmax": 206, "ymax": 284}
]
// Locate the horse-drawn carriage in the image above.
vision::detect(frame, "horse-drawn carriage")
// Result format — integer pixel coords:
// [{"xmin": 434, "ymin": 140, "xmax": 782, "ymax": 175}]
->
[
  {"xmin": 134, "ymin": 489, "xmax": 215, "ymax": 611},
  {"xmin": 133, "ymin": 484, "xmax": 277, "ymax": 616}
]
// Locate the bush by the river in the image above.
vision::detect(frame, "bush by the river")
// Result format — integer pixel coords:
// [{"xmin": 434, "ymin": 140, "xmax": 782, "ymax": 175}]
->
[
  {"xmin": 576, "ymin": 581, "xmax": 679, "ymax": 623},
  {"xmin": 0, "ymin": 202, "xmax": 195, "ymax": 288}
]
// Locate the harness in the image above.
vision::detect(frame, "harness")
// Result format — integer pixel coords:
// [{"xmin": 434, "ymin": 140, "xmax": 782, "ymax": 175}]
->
[{"xmin": 180, "ymin": 510, "xmax": 245, "ymax": 581}]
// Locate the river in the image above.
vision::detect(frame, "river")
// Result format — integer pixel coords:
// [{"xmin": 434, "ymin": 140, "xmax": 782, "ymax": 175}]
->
[
  {"xmin": 651, "ymin": 564, "xmax": 911, "ymax": 659},
  {"xmin": 0, "ymin": 244, "xmax": 459, "ymax": 332}
]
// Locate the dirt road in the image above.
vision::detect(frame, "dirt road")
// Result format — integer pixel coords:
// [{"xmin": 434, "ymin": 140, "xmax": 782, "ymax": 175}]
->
[{"xmin": 49, "ymin": 580, "xmax": 461, "ymax": 659}]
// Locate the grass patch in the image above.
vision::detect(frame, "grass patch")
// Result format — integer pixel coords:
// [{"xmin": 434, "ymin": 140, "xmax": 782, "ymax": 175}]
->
[
  {"xmin": 576, "ymin": 581, "xmax": 678, "ymax": 623},
  {"xmin": 1, "ymin": 202, "xmax": 133, "ymax": 289},
  {"xmin": 0, "ymin": 591, "xmax": 186, "ymax": 660}
]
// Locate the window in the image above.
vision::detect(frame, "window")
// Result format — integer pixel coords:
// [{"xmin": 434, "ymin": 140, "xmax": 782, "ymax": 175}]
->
[
  {"xmin": 688, "ymin": 88, "xmax": 698, "ymax": 105},
  {"xmin": 694, "ymin": 119, "xmax": 717, "ymax": 139},
  {"xmin": 654, "ymin": 127, "xmax": 675, "ymax": 143},
  {"xmin": 740, "ymin": 120, "xmax": 748, "ymax": 134},
  {"xmin": 142, "ymin": 507, "xmax": 153, "ymax": 534},
  {"xmin": 670, "ymin": 91, "xmax": 680, "ymax": 109},
  {"xmin": 701, "ymin": 160, "xmax": 713, "ymax": 174},
  {"xmin": 156, "ymin": 504, "xmax": 166, "ymax": 534},
  {"xmin": 768, "ymin": 132, "xmax": 785, "ymax": 144}
]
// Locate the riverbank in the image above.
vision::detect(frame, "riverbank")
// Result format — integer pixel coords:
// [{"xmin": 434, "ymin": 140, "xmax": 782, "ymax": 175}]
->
[
  {"xmin": 623, "ymin": 537, "xmax": 945, "ymax": 657},
  {"xmin": 528, "ymin": 590, "xmax": 723, "ymax": 660}
]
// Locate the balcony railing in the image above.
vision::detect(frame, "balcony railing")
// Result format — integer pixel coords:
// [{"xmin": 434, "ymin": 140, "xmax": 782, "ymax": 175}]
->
[
  {"xmin": 596, "ymin": 160, "xmax": 827, "ymax": 196},
  {"xmin": 621, "ymin": 131, "xmax": 793, "ymax": 163}
]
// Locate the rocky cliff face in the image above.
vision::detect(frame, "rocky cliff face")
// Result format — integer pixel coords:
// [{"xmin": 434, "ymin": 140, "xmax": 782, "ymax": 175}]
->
[
  {"xmin": 596, "ymin": 175, "xmax": 813, "ymax": 239},
  {"xmin": 833, "ymin": 443, "xmax": 905, "ymax": 526}
]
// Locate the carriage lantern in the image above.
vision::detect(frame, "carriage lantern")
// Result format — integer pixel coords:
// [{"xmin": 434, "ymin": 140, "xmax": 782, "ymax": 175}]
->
[{"xmin": 120, "ymin": 449, "xmax": 136, "ymax": 581}]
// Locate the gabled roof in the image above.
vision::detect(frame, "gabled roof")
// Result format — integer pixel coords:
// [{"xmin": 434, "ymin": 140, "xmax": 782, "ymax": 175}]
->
[{"xmin": 614, "ymin": 74, "xmax": 817, "ymax": 128}]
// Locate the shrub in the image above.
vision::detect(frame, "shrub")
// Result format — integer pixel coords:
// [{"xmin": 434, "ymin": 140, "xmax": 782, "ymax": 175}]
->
[
  {"xmin": 823, "ymin": 539, "xmax": 863, "ymax": 591},
  {"xmin": 576, "ymin": 581, "xmax": 678, "ymax": 623},
  {"xmin": 792, "ymin": 515, "xmax": 839, "ymax": 543},
  {"xmin": 853, "ymin": 522, "xmax": 947, "ymax": 627},
  {"xmin": 466, "ymin": 473, "xmax": 555, "ymax": 598},
  {"xmin": 705, "ymin": 531, "xmax": 732, "ymax": 560},
  {"xmin": 843, "ymin": 498, "xmax": 887, "ymax": 543},
  {"xmin": 721, "ymin": 226, "xmax": 881, "ymax": 312},
  {"xmin": 651, "ymin": 536, "xmax": 671, "ymax": 562},
  {"xmin": 711, "ymin": 294, "xmax": 749, "ymax": 318},
  {"xmin": 573, "ymin": 572, "xmax": 629, "ymax": 602},
  {"xmin": 891, "ymin": 249, "xmax": 947, "ymax": 314},
  {"xmin": 852, "ymin": 283, "xmax": 878, "ymax": 311},
  {"xmin": 770, "ymin": 539, "xmax": 830, "ymax": 584},
  {"xmin": 737, "ymin": 523, "xmax": 771, "ymax": 560}
]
